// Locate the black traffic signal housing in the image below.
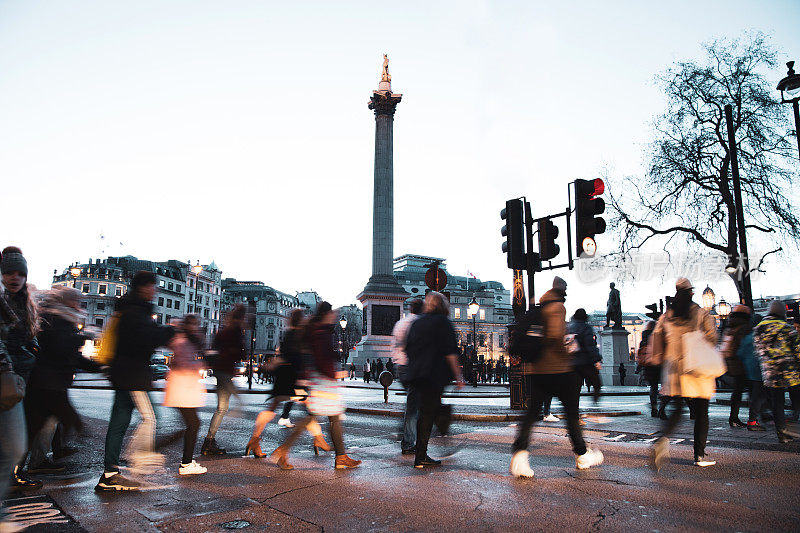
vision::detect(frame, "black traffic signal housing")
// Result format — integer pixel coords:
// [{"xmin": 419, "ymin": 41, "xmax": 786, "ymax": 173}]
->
[
  {"xmin": 538, "ymin": 219, "xmax": 560, "ymax": 261},
  {"xmin": 645, "ymin": 303, "xmax": 661, "ymax": 321},
  {"xmin": 786, "ymin": 301, "xmax": 800, "ymax": 323},
  {"xmin": 574, "ymin": 178, "xmax": 606, "ymax": 257},
  {"xmin": 501, "ymin": 199, "xmax": 526, "ymax": 270}
]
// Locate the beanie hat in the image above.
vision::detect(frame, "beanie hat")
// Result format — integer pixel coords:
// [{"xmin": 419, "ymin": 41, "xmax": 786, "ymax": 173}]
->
[
  {"xmin": 573, "ymin": 308, "xmax": 588, "ymax": 321},
  {"xmin": 552, "ymin": 276, "xmax": 567, "ymax": 293},
  {"xmin": 767, "ymin": 300, "xmax": 786, "ymax": 318},
  {"xmin": 0, "ymin": 246, "xmax": 28, "ymax": 277}
]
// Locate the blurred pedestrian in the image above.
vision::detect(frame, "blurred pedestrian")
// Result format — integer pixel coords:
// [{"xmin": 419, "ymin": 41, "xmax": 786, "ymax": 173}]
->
[
  {"xmin": 24, "ymin": 287, "xmax": 102, "ymax": 474},
  {"xmin": 650, "ymin": 278, "xmax": 718, "ymax": 470},
  {"xmin": 719, "ymin": 305, "xmax": 752, "ymax": 428},
  {"xmin": 96, "ymin": 271, "xmax": 175, "ymax": 491},
  {"xmin": 349, "ymin": 362, "xmax": 356, "ymax": 380},
  {"xmin": 753, "ymin": 301, "xmax": 800, "ymax": 444},
  {"xmin": 391, "ymin": 298, "xmax": 422, "ymax": 455},
  {"xmin": 510, "ymin": 277, "xmax": 603, "ymax": 478},
  {"xmin": 363, "ymin": 359, "xmax": 371, "ymax": 383},
  {"xmin": 162, "ymin": 314, "xmax": 207, "ymax": 475},
  {"xmin": 568, "ymin": 308, "xmax": 602, "ymax": 404},
  {"xmin": 245, "ymin": 309, "xmax": 330, "ymax": 458},
  {"xmin": 404, "ymin": 292, "xmax": 465, "ymax": 468},
  {"xmin": 637, "ymin": 321, "xmax": 665, "ymax": 418},
  {"xmin": 271, "ymin": 302, "xmax": 360, "ymax": 470},
  {"xmin": 201, "ymin": 304, "xmax": 246, "ymax": 456},
  {"xmin": 618, "ymin": 363, "xmax": 627, "ymax": 386}
]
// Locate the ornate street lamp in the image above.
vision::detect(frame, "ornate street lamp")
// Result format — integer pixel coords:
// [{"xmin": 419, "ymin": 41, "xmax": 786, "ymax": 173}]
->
[
  {"xmin": 701, "ymin": 285, "xmax": 716, "ymax": 311},
  {"xmin": 777, "ymin": 61, "xmax": 800, "ymax": 163},
  {"xmin": 468, "ymin": 297, "xmax": 480, "ymax": 359},
  {"xmin": 70, "ymin": 266, "xmax": 81, "ymax": 288},
  {"xmin": 339, "ymin": 316, "xmax": 348, "ymax": 364},
  {"xmin": 718, "ymin": 298, "xmax": 731, "ymax": 320}
]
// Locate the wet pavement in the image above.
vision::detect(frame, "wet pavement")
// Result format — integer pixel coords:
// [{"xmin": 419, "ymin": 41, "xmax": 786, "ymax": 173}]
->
[{"xmin": 5, "ymin": 387, "xmax": 800, "ymax": 532}]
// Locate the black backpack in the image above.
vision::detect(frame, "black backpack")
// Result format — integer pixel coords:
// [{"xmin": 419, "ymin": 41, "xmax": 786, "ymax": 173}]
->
[{"xmin": 508, "ymin": 305, "xmax": 546, "ymax": 363}]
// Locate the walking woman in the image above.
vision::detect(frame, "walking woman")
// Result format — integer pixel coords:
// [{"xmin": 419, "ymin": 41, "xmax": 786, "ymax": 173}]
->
[
  {"xmin": 719, "ymin": 305, "xmax": 752, "ymax": 427},
  {"xmin": 271, "ymin": 302, "xmax": 360, "ymax": 470},
  {"xmin": 164, "ymin": 315, "xmax": 207, "ymax": 475},
  {"xmin": 245, "ymin": 309, "xmax": 330, "ymax": 458},
  {"xmin": 650, "ymin": 278, "xmax": 719, "ymax": 469},
  {"xmin": 1, "ymin": 247, "xmax": 42, "ymax": 492}
]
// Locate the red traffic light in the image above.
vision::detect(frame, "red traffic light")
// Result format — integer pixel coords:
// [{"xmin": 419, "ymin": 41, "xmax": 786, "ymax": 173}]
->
[
  {"xmin": 592, "ymin": 178, "xmax": 604, "ymax": 196},
  {"xmin": 575, "ymin": 178, "xmax": 605, "ymax": 198}
]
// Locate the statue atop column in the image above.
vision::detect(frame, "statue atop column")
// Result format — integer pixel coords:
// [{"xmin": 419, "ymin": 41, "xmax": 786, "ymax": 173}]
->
[
  {"xmin": 381, "ymin": 54, "xmax": 391, "ymax": 82},
  {"xmin": 606, "ymin": 282, "xmax": 623, "ymax": 329}
]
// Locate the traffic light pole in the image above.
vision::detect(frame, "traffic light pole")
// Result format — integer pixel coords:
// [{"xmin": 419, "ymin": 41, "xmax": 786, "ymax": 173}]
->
[{"xmin": 524, "ymin": 200, "xmax": 536, "ymax": 309}]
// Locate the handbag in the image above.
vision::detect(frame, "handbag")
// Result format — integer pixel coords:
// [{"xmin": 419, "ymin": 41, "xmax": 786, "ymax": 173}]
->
[
  {"xmin": 0, "ymin": 370, "xmax": 26, "ymax": 411},
  {"xmin": 163, "ymin": 369, "xmax": 205, "ymax": 408},
  {"xmin": 306, "ymin": 373, "xmax": 345, "ymax": 417},
  {"xmin": 681, "ymin": 314, "xmax": 725, "ymax": 378}
]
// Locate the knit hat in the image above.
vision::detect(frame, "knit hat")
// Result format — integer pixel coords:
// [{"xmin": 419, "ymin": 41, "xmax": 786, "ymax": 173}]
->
[
  {"xmin": 732, "ymin": 304, "xmax": 751, "ymax": 315},
  {"xmin": 573, "ymin": 308, "xmax": 588, "ymax": 321},
  {"xmin": 675, "ymin": 277, "xmax": 693, "ymax": 291},
  {"xmin": 552, "ymin": 276, "xmax": 567, "ymax": 293},
  {"xmin": 0, "ymin": 246, "xmax": 27, "ymax": 277},
  {"xmin": 767, "ymin": 300, "xmax": 786, "ymax": 318}
]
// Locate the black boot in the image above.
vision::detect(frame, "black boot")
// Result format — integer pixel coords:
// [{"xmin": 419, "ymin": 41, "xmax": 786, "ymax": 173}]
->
[
  {"xmin": 201, "ymin": 437, "xmax": 226, "ymax": 456},
  {"xmin": 651, "ymin": 407, "xmax": 659, "ymax": 418}
]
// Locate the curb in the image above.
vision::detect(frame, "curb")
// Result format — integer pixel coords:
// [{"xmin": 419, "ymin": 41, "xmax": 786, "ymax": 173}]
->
[{"xmin": 345, "ymin": 407, "xmax": 641, "ymax": 422}]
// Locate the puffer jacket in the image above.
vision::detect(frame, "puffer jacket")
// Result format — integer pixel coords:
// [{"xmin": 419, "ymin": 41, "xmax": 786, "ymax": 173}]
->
[
  {"xmin": 109, "ymin": 293, "xmax": 174, "ymax": 391},
  {"xmin": 527, "ymin": 288, "xmax": 570, "ymax": 374},
  {"xmin": 29, "ymin": 313, "xmax": 101, "ymax": 391},
  {"xmin": 753, "ymin": 316, "xmax": 800, "ymax": 388},
  {"xmin": 567, "ymin": 319, "xmax": 601, "ymax": 366}
]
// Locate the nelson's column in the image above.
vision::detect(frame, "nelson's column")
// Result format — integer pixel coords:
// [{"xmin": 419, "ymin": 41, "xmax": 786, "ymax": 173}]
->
[{"xmin": 352, "ymin": 55, "xmax": 409, "ymax": 366}]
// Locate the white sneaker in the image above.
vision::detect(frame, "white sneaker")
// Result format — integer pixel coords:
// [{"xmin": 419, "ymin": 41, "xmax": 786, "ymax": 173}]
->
[
  {"xmin": 576, "ymin": 448, "xmax": 604, "ymax": 470},
  {"xmin": 509, "ymin": 450, "xmax": 535, "ymax": 478},
  {"xmin": 278, "ymin": 418, "xmax": 295, "ymax": 428},
  {"xmin": 693, "ymin": 455, "xmax": 716, "ymax": 467},
  {"xmin": 543, "ymin": 414, "xmax": 559, "ymax": 422},
  {"xmin": 179, "ymin": 460, "xmax": 208, "ymax": 475}
]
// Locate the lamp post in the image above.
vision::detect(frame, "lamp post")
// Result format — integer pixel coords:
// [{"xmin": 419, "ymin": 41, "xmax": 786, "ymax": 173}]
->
[
  {"xmin": 701, "ymin": 285, "xmax": 716, "ymax": 311},
  {"xmin": 777, "ymin": 61, "xmax": 800, "ymax": 163},
  {"xmin": 468, "ymin": 297, "xmax": 480, "ymax": 358},
  {"xmin": 339, "ymin": 316, "xmax": 348, "ymax": 365},
  {"xmin": 70, "ymin": 266, "xmax": 81, "ymax": 289},
  {"xmin": 192, "ymin": 262, "xmax": 203, "ymax": 337},
  {"xmin": 718, "ymin": 298, "xmax": 731, "ymax": 329}
]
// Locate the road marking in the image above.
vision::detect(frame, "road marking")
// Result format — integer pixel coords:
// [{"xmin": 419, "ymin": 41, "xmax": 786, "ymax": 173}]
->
[{"xmin": 603, "ymin": 434, "xmax": 626, "ymax": 441}]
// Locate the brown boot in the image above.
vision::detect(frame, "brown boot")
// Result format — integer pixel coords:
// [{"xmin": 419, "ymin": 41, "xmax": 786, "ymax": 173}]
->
[
  {"xmin": 334, "ymin": 454, "xmax": 362, "ymax": 469},
  {"xmin": 245, "ymin": 437, "xmax": 266, "ymax": 458},
  {"xmin": 313, "ymin": 435, "xmax": 332, "ymax": 455},
  {"xmin": 270, "ymin": 446, "xmax": 294, "ymax": 470}
]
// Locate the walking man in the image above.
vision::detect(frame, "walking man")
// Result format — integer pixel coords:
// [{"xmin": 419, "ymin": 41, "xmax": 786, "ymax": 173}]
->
[
  {"xmin": 618, "ymin": 363, "xmax": 627, "ymax": 386},
  {"xmin": 391, "ymin": 298, "xmax": 423, "ymax": 455},
  {"xmin": 96, "ymin": 271, "xmax": 175, "ymax": 491}
]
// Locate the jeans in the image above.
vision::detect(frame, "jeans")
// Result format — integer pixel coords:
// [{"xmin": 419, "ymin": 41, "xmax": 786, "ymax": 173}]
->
[
  {"xmin": 401, "ymin": 377, "xmax": 420, "ymax": 451},
  {"xmin": 103, "ymin": 390, "xmax": 157, "ymax": 472},
  {"xmin": 206, "ymin": 372, "xmax": 234, "ymax": 439},
  {"xmin": 0, "ymin": 403, "xmax": 26, "ymax": 516},
  {"xmin": 661, "ymin": 397, "xmax": 709, "ymax": 458},
  {"xmin": 729, "ymin": 374, "xmax": 746, "ymax": 421},
  {"xmin": 513, "ymin": 373, "xmax": 587, "ymax": 456},
  {"xmin": 541, "ymin": 395, "xmax": 553, "ymax": 416}
]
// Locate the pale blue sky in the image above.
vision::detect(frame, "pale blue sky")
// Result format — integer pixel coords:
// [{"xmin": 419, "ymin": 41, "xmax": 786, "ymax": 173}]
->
[{"xmin": 1, "ymin": 1, "xmax": 798, "ymax": 311}]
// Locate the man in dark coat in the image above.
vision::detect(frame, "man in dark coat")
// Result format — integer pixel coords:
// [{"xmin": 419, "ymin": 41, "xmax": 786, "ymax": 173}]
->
[{"xmin": 96, "ymin": 271, "xmax": 174, "ymax": 492}]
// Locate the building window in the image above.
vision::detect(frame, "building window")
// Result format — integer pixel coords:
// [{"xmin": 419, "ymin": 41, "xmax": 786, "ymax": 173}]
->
[
  {"xmin": 157, "ymin": 313, "xmax": 163, "ymax": 324},
  {"xmin": 187, "ymin": 305, "xmax": 193, "ymax": 313},
  {"xmin": 214, "ymin": 310, "xmax": 218, "ymax": 320},
  {"xmin": 166, "ymin": 299, "xmax": 172, "ymax": 309},
  {"xmin": 479, "ymin": 310, "xmax": 486, "ymax": 321},
  {"xmin": 499, "ymin": 334, "xmax": 504, "ymax": 347},
  {"xmin": 158, "ymin": 297, "xmax": 164, "ymax": 306},
  {"xmin": 454, "ymin": 308, "xmax": 461, "ymax": 319},
  {"xmin": 95, "ymin": 318, "xmax": 104, "ymax": 327},
  {"xmin": 165, "ymin": 316, "xmax": 172, "ymax": 324},
  {"xmin": 115, "ymin": 286, "xmax": 123, "ymax": 297},
  {"xmin": 189, "ymin": 278, "xmax": 194, "ymax": 288},
  {"xmin": 168, "ymin": 282, "xmax": 173, "ymax": 291},
  {"xmin": 97, "ymin": 302, "xmax": 106, "ymax": 311},
  {"xmin": 159, "ymin": 280, "xmax": 165, "ymax": 288},
  {"xmin": 479, "ymin": 334, "xmax": 486, "ymax": 346},
  {"xmin": 98, "ymin": 284, "xmax": 107, "ymax": 295},
  {"xmin": 80, "ymin": 301, "xmax": 88, "ymax": 309},
  {"xmin": 205, "ymin": 296, "xmax": 209, "ymax": 305},
  {"xmin": 176, "ymin": 285, "xmax": 182, "ymax": 293}
]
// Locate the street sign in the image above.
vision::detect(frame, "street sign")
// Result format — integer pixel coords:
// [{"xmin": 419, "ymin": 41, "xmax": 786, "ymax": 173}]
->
[{"xmin": 425, "ymin": 267, "xmax": 447, "ymax": 291}]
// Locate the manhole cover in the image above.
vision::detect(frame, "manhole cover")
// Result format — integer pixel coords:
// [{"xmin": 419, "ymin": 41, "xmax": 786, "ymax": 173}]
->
[{"xmin": 219, "ymin": 520, "xmax": 251, "ymax": 529}]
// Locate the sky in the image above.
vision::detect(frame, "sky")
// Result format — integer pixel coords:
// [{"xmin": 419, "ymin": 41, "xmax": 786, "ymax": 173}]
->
[{"xmin": 1, "ymin": 0, "xmax": 799, "ymax": 314}]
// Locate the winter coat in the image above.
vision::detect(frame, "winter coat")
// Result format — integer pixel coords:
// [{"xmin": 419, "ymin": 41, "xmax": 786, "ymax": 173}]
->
[
  {"xmin": 271, "ymin": 328, "xmax": 305, "ymax": 396},
  {"xmin": 164, "ymin": 332, "xmax": 205, "ymax": 408},
  {"xmin": 737, "ymin": 333, "xmax": 761, "ymax": 382},
  {"xmin": 109, "ymin": 293, "xmax": 174, "ymax": 391},
  {"xmin": 307, "ymin": 324, "xmax": 339, "ymax": 380},
  {"xmin": 567, "ymin": 319, "xmax": 602, "ymax": 367},
  {"xmin": 651, "ymin": 303, "xmax": 717, "ymax": 400},
  {"xmin": 210, "ymin": 326, "xmax": 245, "ymax": 375},
  {"xmin": 1, "ymin": 291, "xmax": 37, "ymax": 382},
  {"xmin": 753, "ymin": 316, "xmax": 800, "ymax": 388},
  {"xmin": 719, "ymin": 328, "xmax": 746, "ymax": 377},
  {"xmin": 527, "ymin": 288, "xmax": 571, "ymax": 374},
  {"xmin": 29, "ymin": 313, "xmax": 100, "ymax": 391}
]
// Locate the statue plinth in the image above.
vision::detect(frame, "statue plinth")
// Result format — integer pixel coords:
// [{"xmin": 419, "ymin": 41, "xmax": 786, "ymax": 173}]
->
[{"xmin": 599, "ymin": 328, "xmax": 630, "ymax": 386}]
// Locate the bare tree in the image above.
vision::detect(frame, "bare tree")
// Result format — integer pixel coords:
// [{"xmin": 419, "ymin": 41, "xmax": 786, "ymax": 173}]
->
[{"xmin": 608, "ymin": 32, "xmax": 799, "ymax": 300}]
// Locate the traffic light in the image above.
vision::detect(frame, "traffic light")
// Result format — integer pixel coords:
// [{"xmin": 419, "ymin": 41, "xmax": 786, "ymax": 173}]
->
[
  {"xmin": 501, "ymin": 199, "xmax": 526, "ymax": 270},
  {"xmin": 786, "ymin": 301, "xmax": 799, "ymax": 322},
  {"xmin": 644, "ymin": 303, "xmax": 660, "ymax": 321},
  {"xmin": 574, "ymin": 178, "xmax": 606, "ymax": 257},
  {"xmin": 538, "ymin": 219, "xmax": 560, "ymax": 261}
]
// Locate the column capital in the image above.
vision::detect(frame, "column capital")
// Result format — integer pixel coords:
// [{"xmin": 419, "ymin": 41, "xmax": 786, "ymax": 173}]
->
[{"xmin": 369, "ymin": 91, "xmax": 402, "ymax": 116}]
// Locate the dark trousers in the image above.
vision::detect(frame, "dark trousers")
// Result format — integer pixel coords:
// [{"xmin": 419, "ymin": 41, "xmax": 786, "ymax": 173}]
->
[
  {"xmin": 177, "ymin": 408, "xmax": 200, "ymax": 464},
  {"xmin": 728, "ymin": 374, "xmax": 746, "ymax": 421},
  {"xmin": 767, "ymin": 387, "xmax": 788, "ymax": 433},
  {"xmin": 280, "ymin": 401, "xmax": 294, "ymax": 420},
  {"xmin": 103, "ymin": 390, "xmax": 156, "ymax": 472},
  {"xmin": 513, "ymin": 373, "xmax": 587, "ymax": 456},
  {"xmin": 748, "ymin": 380, "xmax": 766, "ymax": 422},
  {"xmin": 414, "ymin": 380, "xmax": 449, "ymax": 463},
  {"xmin": 24, "ymin": 388, "xmax": 82, "ymax": 448},
  {"xmin": 661, "ymin": 397, "xmax": 709, "ymax": 458},
  {"xmin": 574, "ymin": 364, "xmax": 601, "ymax": 402}
]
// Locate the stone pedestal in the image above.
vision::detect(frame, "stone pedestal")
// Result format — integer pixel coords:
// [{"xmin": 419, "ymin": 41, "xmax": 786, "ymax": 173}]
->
[{"xmin": 599, "ymin": 328, "xmax": 630, "ymax": 386}]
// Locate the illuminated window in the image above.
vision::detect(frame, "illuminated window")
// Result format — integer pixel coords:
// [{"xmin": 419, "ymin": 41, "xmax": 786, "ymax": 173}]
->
[
  {"xmin": 479, "ymin": 310, "xmax": 486, "ymax": 321},
  {"xmin": 454, "ymin": 308, "xmax": 461, "ymax": 319},
  {"xmin": 159, "ymin": 280, "xmax": 165, "ymax": 288}
]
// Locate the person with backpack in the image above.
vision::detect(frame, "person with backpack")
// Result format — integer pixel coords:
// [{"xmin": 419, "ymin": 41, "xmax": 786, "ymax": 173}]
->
[
  {"xmin": 719, "ymin": 305, "xmax": 753, "ymax": 428},
  {"xmin": 649, "ymin": 278, "xmax": 719, "ymax": 470},
  {"xmin": 509, "ymin": 277, "xmax": 603, "ymax": 478},
  {"xmin": 95, "ymin": 271, "xmax": 175, "ymax": 491},
  {"xmin": 567, "ymin": 308, "xmax": 602, "ymax": 404}
]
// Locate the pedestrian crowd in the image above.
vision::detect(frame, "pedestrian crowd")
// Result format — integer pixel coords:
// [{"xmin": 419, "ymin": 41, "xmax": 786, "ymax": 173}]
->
[{"xmin": 2, "ymin": 245, "xmax": 800, "ymax": 530}]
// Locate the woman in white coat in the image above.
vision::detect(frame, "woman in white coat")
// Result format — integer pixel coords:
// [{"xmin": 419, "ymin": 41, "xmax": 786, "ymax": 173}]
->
[{"xmin": 649, "ymin": 278, "xmax": 719, "ymax": 469}]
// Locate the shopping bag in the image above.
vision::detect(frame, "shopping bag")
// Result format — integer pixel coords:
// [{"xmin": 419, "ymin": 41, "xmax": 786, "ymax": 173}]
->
[
  {"xmin": 306, "ymin": 374, "xmax": 345, "ymax": 416},
  {"xmin": 682, "ymin": 330, "xmax": 725, "ymax": 378}
]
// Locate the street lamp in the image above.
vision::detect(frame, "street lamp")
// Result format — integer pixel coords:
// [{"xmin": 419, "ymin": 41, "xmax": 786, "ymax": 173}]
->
[
  {"xmin": 468, "ymin": 297, "xmax": 479, "ymax": 357},
  {"xmin": 70, "ymin": 266, "xmax": 81, "ymax": 288},
  {"xmin": 192, "ymin": 262, "xmax": 203, "ymax": 334},
  {"xmin": 777, "ymin": 61, "xmax": 800, "ymax": 163},
  {"xmin": 701, "ymin": 285, "xmax": 716, "ymax": 311},
  {"xmin": 718, "ymin": 298, "xmax": 731, "ymax": 327},
  {"xmin": 339, "ymin": 316, "xmax": 348, "ymax": 364}
]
